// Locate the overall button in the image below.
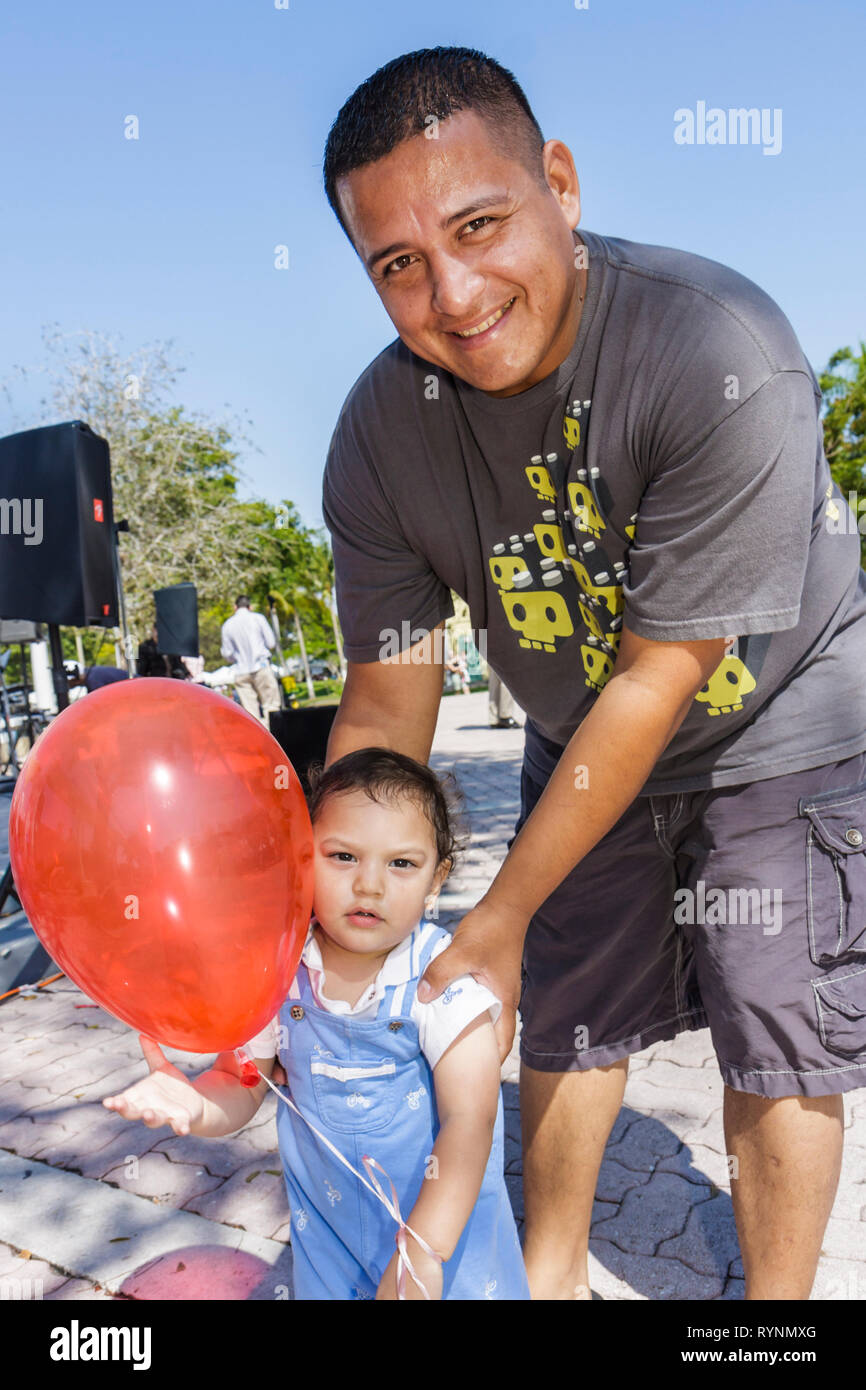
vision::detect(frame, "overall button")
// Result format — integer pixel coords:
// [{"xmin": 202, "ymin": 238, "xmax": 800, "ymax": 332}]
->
[
  {"xmin": 290, "ymin": 1005, "xmax": 305, "ymax": 1020},
  {"xmin": 388, "ymin": 1021, "xmax": 403, "ymax": 1032},
  {"xmin": 845, "ymin": 828, "xmax": 863, "ymax": 847}
]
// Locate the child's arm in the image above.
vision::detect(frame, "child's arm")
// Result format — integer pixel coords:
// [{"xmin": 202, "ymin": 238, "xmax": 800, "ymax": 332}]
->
[
  {"xmin": 103, "ymin": 1036, "xmax": 275, "ymax": 1138},
  {"xmin": 376, "ymin": 1012, "xmax": 501, "ymax": 1301}
]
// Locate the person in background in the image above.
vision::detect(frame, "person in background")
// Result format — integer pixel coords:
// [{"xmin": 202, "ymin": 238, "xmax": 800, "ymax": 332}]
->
[
  {"xmin": 66, "ymin": 664, "xmax": 128, "ymax": 693},
  {"xmin": 220, "ymin": 595, "xmax": 282, "ymax": 726},
  {"xmin": 137, "ymin": 625, "xmax": 188, "ymax": 680},
  {"xmin": 487, "ymin": 670, "xmax": 520, "ymax": 730}
]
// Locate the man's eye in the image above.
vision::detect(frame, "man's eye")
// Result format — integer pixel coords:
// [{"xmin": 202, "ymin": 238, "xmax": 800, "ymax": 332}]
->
[
  {"xmin": 382, "ymin": 219, "xmax": 493, "ymax": 279},
  {"xmin": 383, "ymin": 255, "xmax": 413, "ymax": 279}
]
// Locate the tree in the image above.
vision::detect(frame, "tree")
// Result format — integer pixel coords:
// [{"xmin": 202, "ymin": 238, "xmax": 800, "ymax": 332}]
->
[{"xmin": 820, "ymin": 341, "xmax": 866, "ymax": 565}]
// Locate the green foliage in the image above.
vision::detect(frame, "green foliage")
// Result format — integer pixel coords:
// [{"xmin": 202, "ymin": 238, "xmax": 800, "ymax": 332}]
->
[
  {"xmin": 820, "ymin": 341, "xmax": 866, "ymax": 565},
  {"xmin": 1, "ymin": 329, "xmax": 342, "ymax": 675}
]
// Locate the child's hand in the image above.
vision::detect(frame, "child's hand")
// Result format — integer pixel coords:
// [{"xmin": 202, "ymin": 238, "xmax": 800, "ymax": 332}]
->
[
  {"xmin": 375, "ymin": 1239, "xmax": 443, "ymax": 1301},
  {"xmin": 103, "ymin": 1035, "xmax": 204, "ymax": 1136}
]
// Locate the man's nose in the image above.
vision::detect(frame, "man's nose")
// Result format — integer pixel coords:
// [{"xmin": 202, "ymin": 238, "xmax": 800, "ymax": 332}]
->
[{"xmin": 429, "ymin": 252, "xmax": 487, "ymax": 320}]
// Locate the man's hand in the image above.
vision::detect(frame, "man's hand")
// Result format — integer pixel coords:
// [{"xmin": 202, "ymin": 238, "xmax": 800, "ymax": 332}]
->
[{"xmin": 417, "ymin": 902, "xmax": 527, "ymax": 1063}]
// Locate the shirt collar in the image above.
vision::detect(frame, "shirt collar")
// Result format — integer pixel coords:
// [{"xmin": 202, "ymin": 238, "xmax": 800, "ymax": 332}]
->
[{"xmin": 302, "ymin": 918, "xmax": 434, "ymax": 991}]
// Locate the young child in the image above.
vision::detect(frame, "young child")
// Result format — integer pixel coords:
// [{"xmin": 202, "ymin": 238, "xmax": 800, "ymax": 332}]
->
[{"xmin": 103, "ymin": 747, "xmax": 530, "ymax": 1301}]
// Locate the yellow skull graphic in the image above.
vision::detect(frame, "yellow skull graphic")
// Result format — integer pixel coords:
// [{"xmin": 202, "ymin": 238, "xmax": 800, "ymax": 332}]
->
[
  {"xmin": 533, "ymin": 524, "xmax": 568, "ymax": 562},
  {"xmin": 489, "ymin": 555, "xmax": 531, "ymax": 590},
  {"xmin": 569, "ymin": 557, "xmax": 624, "ymax": 618},
  {"xmin": 525, "ymin": 463, "xmax": 556, "ymax": 502},
  {"xmin": 581, "ymin": 643, "xmax": 614, "ymax": 692},
  {"xmin": 694, "ymin": 656, "xmax": 757, "ymax": 715},
  {"xmin": 502, "ymin": 591, "xmax": 574, "ymax": 651},
  {"xmin": 567, "ymin": 482, "xmax": 605, "ymax": 539},
  {"xmin": 563, "ymin": 415, "xmax": 581, "ymax": 451}
]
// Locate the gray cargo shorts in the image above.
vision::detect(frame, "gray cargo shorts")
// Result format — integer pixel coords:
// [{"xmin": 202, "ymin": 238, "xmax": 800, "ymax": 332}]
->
[{"xmin": 516, "ymin": 719, "xmax": 866, "ymax": 1097}]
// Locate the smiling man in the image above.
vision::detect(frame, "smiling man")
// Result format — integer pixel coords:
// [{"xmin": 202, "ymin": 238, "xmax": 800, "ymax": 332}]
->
[{"xmin": 318, "ymin": 46, "xmax": 866, "ymax": 1300}]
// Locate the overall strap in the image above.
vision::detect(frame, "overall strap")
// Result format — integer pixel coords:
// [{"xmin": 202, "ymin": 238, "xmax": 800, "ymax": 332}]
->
[{"xmin": 383, "ymin": 920, "xmax": 451, "ymax": 1018}]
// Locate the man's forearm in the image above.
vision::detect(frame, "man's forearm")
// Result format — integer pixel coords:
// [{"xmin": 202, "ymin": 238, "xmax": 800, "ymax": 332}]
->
[{"xmin": 481, "ymin": 668, "xmax": 698, "ymax": 926}]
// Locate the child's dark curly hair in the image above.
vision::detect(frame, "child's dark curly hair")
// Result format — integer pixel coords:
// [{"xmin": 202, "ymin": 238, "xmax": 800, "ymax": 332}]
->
[{"xmin": 305, "ymin": 747, "xmax": 467, "ymax": 869}]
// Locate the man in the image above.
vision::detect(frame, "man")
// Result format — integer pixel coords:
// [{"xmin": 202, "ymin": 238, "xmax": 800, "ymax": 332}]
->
[
  {"xmin": 220, "ymin": 596, "xmax": 282, "ymax": 725},
  {"xmin": 318, "ymin": 46, "xmax": 866, "ymax": 1300},
  {"xmin": 137, "ymin": 624, "xmax": 188, "ymax": 680},
  {"xmin": 66, "ymin": 663, "xmax": 128, "ymax": 693}
]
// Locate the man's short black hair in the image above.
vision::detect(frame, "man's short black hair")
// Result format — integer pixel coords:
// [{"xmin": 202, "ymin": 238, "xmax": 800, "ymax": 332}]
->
[
  {"xmin": 323, "ymin": 46, "xmax": 547, "ymax": 245},
  {"xmin": 235, "ymin": 595, "xmax": 251, "ymax": 608}
]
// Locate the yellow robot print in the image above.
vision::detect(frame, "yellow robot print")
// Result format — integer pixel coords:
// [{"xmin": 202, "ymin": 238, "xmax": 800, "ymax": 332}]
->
[
  {"xmin": 578, "ymin": 599, "xmax": 621, "ymax": 654},
  {"xmin": 581, "ymin": 643, "xmax": 615, "ymax": 693},
  {"xmin": 694, "ymin": 654, "xmax": 757, "ymax": 716},
  {"xmin": 563, "ymin": 414, "xmax": 580, "ymax": 451},
  {"xmin": 489, "ymin": 555, "xmax": 532, "ymax": 590},
  {"xmin": 533, "ymin": 524, "xmax": 568, "ymax": 562},
  {"xmin": 567, "ymin": 481, "xmax": 605, "ymax": 541},
  {"xmin": 525, "ymin": 462, "xmax": 556, "ymax": 503},
  {"xmin": 501, "ymin": 590, "xmax": 575, "ymax": 652},
  {"xmin": 569, "ymin": 556, "xmax": 624, "ymax": 620}
]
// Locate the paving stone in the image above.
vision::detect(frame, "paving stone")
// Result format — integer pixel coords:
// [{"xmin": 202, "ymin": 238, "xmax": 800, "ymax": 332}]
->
[
  {"xmin": 638, "ymin": 1030, "xmax": 715, "ymax": 1069},
  {"xmin": 505, "ymin": 1172, "xmax": 524, "ymax": 1223},
  {"xmin": 591, "ymin": 1172, "xmax": 710, "ymax": 1256},
  {"xmin": 656, "ymin": 1192, "xmax": 740, "ymax": 1279},
  {"xmin": 811, "ymin": 1257, "xmax": 866, "ymax": 1301},
  {"xmin": 717, "ymin": 1276, "xmax": 745, "ymax": 1300},
  {"xmin": 183, "ymin": 1160, "xmax": 289, "ymax": 1240},
  {"xmin": 589, "ymin": 1237, "xmax": 724, "ymax": 1299},
  {"xmin": 102, "ymin": 1150, "xmax": 225, "ymax": 1206},
  {"xmin": 0, "ymin": 1151, "xmax": 294, "ymax": 1295},
  {"xmin": 595, "ymin": 1158, "xmax": 648, "ymax": 1204},
  {"xmin": 623, "ymin": 1075, "xmax": 724, "ymax": 1124},
  {"xmin": 603, "ymin": 1115, "xmax": 683, "ymax": 1173},
  {"xmin": 638, "ymin": 1058, "xmax": 725, "ymax": 1095},
  {"xmin": 656, "ymin": 1142, "xmax": 732, "ymax": 1190},
  {"xmin": 44, "ymin": 1278, "xmax": 117, "ymax": 1300},
  {"xmin": 819, "ymin": 1215, "xmax": 866, "ymax": 1263}
]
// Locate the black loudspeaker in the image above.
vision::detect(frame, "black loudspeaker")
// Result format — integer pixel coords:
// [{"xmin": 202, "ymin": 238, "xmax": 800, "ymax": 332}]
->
[
  {"xmin": 269, "ymin": 705, "xmax": 340, "ymax": 790},
  {"xmin": 155, "ymin": 583, "xmax": 199, "ymax": 656},
  {"xmin": 0, "ymin": 421, "xmax": 117, "ymax": 626}
]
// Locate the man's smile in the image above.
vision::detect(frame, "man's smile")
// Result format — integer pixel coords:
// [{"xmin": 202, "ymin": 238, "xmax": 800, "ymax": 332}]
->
[{"xmin": 448, "ymin": 296, "xmax": 517, "ymax": 345}]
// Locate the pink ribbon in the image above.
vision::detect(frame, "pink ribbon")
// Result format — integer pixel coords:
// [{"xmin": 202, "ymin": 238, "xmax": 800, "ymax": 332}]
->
[{"xmin": 235, "ymin": 1048, "xmax": 445, "ymax": 1300}]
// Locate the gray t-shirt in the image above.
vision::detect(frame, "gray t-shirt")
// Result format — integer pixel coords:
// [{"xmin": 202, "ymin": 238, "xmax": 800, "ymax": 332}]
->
[{"xmin": 322, "ymin": 228, "xmax": 866, "ymax": 793}]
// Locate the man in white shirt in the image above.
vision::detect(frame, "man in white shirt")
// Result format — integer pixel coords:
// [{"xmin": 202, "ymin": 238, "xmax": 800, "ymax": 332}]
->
[{"xmin": 220, "ymin": 595, "xmax": 282, "ymax": 726}]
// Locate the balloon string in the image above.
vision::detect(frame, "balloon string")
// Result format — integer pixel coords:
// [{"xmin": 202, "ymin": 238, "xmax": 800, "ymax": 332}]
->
[{"xmin": 235, "ymin": 1048, "xmax": 444, "ymax": 1300}]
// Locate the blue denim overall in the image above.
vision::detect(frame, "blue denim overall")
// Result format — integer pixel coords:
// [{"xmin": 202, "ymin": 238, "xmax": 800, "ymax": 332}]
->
[{"xmin": 274, "ymin": 924, "xmax": 530, "ymax": 1300}]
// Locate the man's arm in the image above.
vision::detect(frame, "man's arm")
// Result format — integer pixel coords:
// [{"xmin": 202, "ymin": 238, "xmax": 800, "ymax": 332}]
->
[
  {"xmin": 325, "ymin": 621, "xmax": 447, "ymax": 767},
  {"xmin": 418, "ymin": 625, "xmax": 729, "ymax": 1056}
]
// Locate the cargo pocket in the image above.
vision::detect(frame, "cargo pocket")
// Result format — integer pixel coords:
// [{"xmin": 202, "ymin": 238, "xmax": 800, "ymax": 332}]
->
[
  {"xmin": 813, "ymin": 965, "xmax": 866, "ymax": 1059},
  {"xmin": 800, "ymin": 782, "xmax": 866, "ymax": 965},
  {"xmin": 310, "ymin": 1057, "xmax": 397, "ymax": 1134}
]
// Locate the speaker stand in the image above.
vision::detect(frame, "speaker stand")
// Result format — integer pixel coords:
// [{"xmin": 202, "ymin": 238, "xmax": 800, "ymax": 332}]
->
[{"xmin": 48, "ymin": 623, "xmax": 69, "ymax": 711}]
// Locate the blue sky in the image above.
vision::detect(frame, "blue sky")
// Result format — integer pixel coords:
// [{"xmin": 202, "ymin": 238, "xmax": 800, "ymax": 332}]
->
[{"xmin": 1, "ymin": 0, "xmax": 863, "ymax": 531}]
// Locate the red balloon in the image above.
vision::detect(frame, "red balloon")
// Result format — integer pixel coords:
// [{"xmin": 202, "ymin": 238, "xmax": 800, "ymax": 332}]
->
[{"xmin": 9, "ymin": 679, "xmax": 314, "ymax": 1052}]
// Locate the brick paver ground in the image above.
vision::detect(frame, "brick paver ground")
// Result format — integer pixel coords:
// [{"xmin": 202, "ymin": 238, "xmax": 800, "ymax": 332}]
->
[{"xmin": 1, "ymin": 690, "xmax": 863, "ymax": 1300}]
